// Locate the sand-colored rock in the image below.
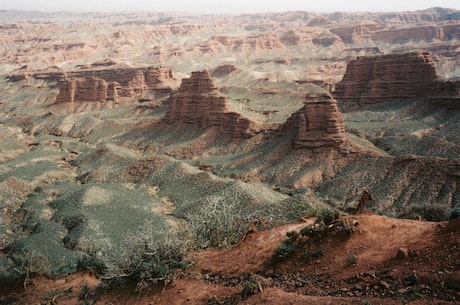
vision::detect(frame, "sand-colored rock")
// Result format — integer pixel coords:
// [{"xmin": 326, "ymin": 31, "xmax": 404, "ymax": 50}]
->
[
  {"xmin": 280, "ymin": 92, "xmax": 346, "ymax": 150},
  {"xmin": 163, "ymin": 70, "xmax": 260, "ymax": 141}
]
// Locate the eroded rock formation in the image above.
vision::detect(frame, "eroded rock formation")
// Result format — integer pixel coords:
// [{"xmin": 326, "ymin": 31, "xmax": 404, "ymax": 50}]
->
[
  {"xmin": 209, "ymin": 33, "xmax": 284, "ymax": 50},
  {"xmin": 163, "ymin": 70, "xmax": 260, "ymax": 140},
  {"xmin": 330, "ymin": 21, "xmax": 460, "ymax": 44},
  {"xmin": 54, "ymin": 66, "xmax": 176, "ymax": 104},
  {"xmin": 280, "ymin": 92, "xmax": 346, "ymax": 150},
  {"xmin": 334, "ymin": 52, "xmax": 459, "ymax": 107}
]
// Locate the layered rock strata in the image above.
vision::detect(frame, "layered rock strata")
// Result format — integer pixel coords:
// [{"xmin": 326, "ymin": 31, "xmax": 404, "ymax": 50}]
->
[
  {"xmin": 54, "ymin": 66, "xmax": 175, "ymax": 104},
  {"xmin": 163, "ymin": 70, "xmax": 260, "ymax": 141},
  {"xmin": 280, "ymin": 92, "xmax": 346, "ymax": 150},
  {"xmin": 334, "ymin": 52, "xmax": 459, "ymax": 107}
]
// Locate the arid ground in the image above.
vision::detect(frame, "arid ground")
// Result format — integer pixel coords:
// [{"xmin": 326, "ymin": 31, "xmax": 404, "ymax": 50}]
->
[{"xmin": 0, "ymin": 7, "xmax": 459, "ymax": 304}]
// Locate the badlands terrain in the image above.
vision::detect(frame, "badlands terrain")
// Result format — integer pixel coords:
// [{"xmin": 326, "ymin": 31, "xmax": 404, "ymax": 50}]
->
[{"xmin": 0, "ymin": 7, "xmax": 459, "ymax": 304}]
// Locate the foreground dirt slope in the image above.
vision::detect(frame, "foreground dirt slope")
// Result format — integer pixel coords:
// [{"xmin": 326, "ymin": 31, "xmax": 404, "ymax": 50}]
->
[{"xmin": 1, "ymin": 214, "xmax": 458, "ymax": 304}]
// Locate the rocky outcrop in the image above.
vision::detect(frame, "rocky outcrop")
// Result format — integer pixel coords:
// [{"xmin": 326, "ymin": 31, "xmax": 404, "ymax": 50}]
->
[
  {"xmin": 55, "ymin": 77, "xmax": 108, "ymax": 104},
  {"xmin": 163, "ymin": 70, "xmax": 260, "ymax": 141},
  {"xmin": 371, "ymin": 25, "xmax": 446, "ymax": 43},
  {"xmin": 330, "ymin": 21, "xmax": 460, "ymax": 44},
  {"xmin": 211, "ymin": 64, "xmax": 238, "ymax": 77},
  {"xmin": 54, "ymin": 66, "xmax": 176, "ymax": 104},
  {"xmin": 280, "ymin": 92, "xmax": 346, "ymax": 150},
  {"xmin": 334, "ymin": 52, "xmax": 459, "ymax": 107},
  {"xmin": 209, "ymin": 33, "xmax": 284, "ymax": 51},
  {"xmin": 330, "ymin": 20, "xmax": 385, "ymax": 44}
]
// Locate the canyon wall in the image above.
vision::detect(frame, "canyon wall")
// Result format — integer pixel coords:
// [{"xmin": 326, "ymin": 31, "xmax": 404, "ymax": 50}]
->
[
  {"xmin": 54, "ymin": 66, "xmax": 176, "ymax": 104},
  {"xmin": 334, "ymin": 52, "xmax": 459, "ymax": 107}
]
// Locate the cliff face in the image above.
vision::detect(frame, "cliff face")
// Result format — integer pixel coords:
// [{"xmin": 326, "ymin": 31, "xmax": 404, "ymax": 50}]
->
[
  {"xmin": 334, "ymin": 52, "xmax": 452, "ymax": 106},
  {"xmin": 54, "ymin": 66, "xmax": 176, "ymax": 104},
  {"xmin": 330, "ymin": 22, "xmax": 460, "ymax": 44},
  {"xmin": 163, "ymin": 70, "xmax": 260, "ymax": 141},
  {"xmin": 55, "ymin": 77, "xmax": 108, "ymax": 104},
  {"xmin": 280, "ymin": 92, "xmax": 346, "ymax": 150}
]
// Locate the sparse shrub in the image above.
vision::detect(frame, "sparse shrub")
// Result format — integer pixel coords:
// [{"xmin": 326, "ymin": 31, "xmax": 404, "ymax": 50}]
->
[
  {"xmin": 398, "ymin": 205, "xmax": 448, "ymax": 222},
  {"xmin": 273, "ymin": 238, "xmax": 295, "ymax": 260},
  {"xmin": 241, "ymin": 274, "xmax": 266, "ymax": 299},
  {"xmin": 94, "ymin": 227, "xmax": 193, "ymax": 291},
  {"xmin": 269, "ymin": 230, "xmax": 300, "ymax": 265},
  {"xmin": 10, "ymin": 249, "xmax": 51, "ymax": 286},
  {"xmin": 186, "ymin": 198, "xmax": 261, "ymax": 248},
  {"xmin": 399, "ymin": 287, "xmax": 424, "ymax": 305},
  {"xmin": 301, "ymin": 248, "xmax": 324, "ymax": 262},
  {"xmin": 314, "ymin": 207, "xmax": 339, "ymax": 225},
  {"xmin": 300, "ymin": 220, "xmax": 326, "ymax": 238},
  {"xmin": 288, "ymin": 201, "xmax": 312, "ymax": 220},
  {"xmin": 241, "ymin": 278, "xmax": 259, "ymax": 299},
  {"xmin": 345, "ymin": 253, "xmax": 358, "ymax": 266}
]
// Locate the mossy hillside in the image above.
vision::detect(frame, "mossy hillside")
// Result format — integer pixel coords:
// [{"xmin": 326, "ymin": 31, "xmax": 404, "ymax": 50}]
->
[{"xmin": 2, "ymin": 182, "xmax": 175, "ymax": 281}]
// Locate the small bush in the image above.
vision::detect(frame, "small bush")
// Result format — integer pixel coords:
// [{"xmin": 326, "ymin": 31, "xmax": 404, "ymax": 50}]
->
[
  {"xmin": 288, "ymin": 201, "xmax": 312, "ymax": 221},
  {"xmin": 268, "ymin": 230, "xmax": 300, "ymax": 266},
  {"xmin": 241, "ymin": 278, "xmax": 259, "ymax": 299},
  {"xmin": 186, "ymin": 198, "xmax": 261, "ymax": 248},
  {"xmin": 274, "ymin": 238, "xmax": 295, "ymax": 259},
  {"xmin": 315, "ymin": 207, "xmax": 339, "ymax": 225},
  {"xmin": 345, "ymin": 253, "xmax": 358, "ymax": 266},
  {"xmin": 300, "ymin": 220, "xmax": 326, "ymax": 238},
  {"xmin": 95, "ymin": 227, "xmax": 193, "ymax": 291}
]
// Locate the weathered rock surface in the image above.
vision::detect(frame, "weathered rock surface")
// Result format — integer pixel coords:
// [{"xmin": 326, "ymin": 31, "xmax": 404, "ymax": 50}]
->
[
  {"xmin": 330, "ymin": 20, "xmax": 385, "ymax": 44},
  {"xmin": 163, "ymin": 70, "xmax": 260, "ymax": 141},
  {"xmin": 209, "ymin": 33, "xmax": 284, "ymax": 51},
  {"xmin": 279, "ymin": 92, "xmax": 346, "ymax": 150},
  {"xmin": 47, "ymin": 65, "xmax": 176, "ymax": 104},
  {"xmin": 330, "ymin": 21, "xmax": 460, "ymax": 44},
  {"xmin": 334, "ymin": 52, "xmax": 459, "ymax": 107},
  {"xmin": 371, "ymin": 24, "xmax": 460, "ymax": 43}
]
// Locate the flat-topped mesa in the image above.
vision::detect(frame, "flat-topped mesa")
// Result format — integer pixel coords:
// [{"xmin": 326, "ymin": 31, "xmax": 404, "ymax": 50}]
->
[
  {"xmin": 280, "ymin": 92, "xmax": 346, "ymax": 150},
  {"xmin": 53, "ymin": 65, "xmax": 176, "ymax": 104},
  {"xmin": 55, "ymin": 77, "xmax": 108, "ymax": 104},
  {"xmin": 333, "ymin": 52, "xmax": 459, "ymax": 107},
  {"xmin": 163, "ymin": 70, "xmax": 260, "ymax": 140}
]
